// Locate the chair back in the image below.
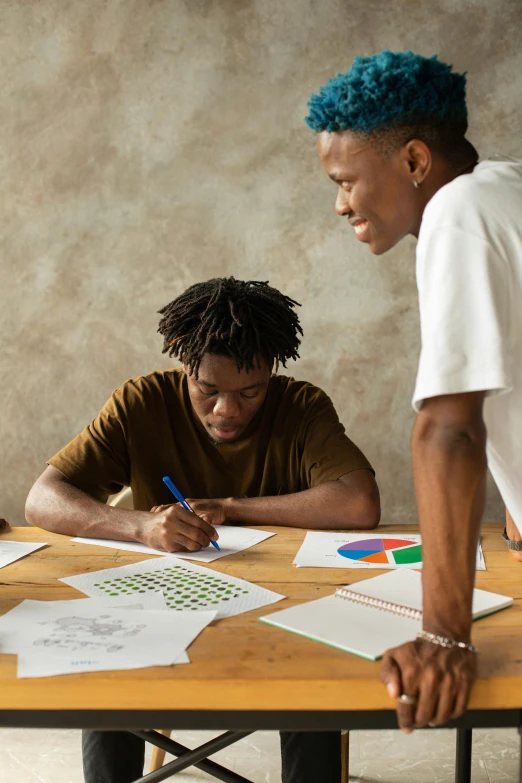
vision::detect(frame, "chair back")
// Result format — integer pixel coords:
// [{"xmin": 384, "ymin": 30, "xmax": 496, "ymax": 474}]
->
[{"xmin": 108, "ymin": 486, "xmax": 134, "ymax": 510}]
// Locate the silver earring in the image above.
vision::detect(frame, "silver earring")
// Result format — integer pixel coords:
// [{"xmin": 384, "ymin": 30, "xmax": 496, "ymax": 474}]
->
[{"xmin": 413, "ymin": 180, "xmax": 420, "ymax": 189}]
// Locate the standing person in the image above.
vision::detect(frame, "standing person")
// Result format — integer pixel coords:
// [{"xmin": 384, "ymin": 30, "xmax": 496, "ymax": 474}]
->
[
  {"xmin": 305, "ymin": 49, "xmax": 522, "ymax": 732},
  {"xmin": 26, "ymin": 276, "xmax": 380, "ymax": 783}
]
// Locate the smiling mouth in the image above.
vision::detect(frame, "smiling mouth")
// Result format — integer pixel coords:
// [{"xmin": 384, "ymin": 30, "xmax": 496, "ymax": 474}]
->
[{"xmin": 352, "ymin": 219, "xmax": 369, "ymax": 241}]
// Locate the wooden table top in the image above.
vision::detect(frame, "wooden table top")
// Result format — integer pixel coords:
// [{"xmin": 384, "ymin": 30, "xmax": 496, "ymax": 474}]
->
[{"xmin": 0, "ymin": 524, "xmax": 520, "ymax": 714}]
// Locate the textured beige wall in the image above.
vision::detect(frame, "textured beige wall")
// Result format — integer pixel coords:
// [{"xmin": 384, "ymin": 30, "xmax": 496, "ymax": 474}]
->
[{"xmin": 2, "ymin": 0, "xmax": 521, "ymax": 525}]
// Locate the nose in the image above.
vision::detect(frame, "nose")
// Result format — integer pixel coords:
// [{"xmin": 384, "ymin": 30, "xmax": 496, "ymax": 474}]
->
[
  {"xmin": 212, "ymin": 393, "xmax": 241, "ymax": 420},
  {"xmin": 335, "ymin": 187, "xmax": 351, "ymax": 217}
]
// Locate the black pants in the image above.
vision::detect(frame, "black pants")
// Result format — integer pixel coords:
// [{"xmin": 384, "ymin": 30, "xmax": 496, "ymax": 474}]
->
[{"xmin": 83, "ymin": 729, "xmax": 341, "ymax": 783}]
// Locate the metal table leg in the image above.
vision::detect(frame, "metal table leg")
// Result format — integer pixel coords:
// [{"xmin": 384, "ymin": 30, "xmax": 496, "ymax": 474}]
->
[
  {"xmin": 131, "ymin": 729, "xmax": 255, "ymax": 783},
  {"xmin": 455, "ymin": 728, "xmax": 472, "ymax": 783},
  {"xmin": 519, "ymin": 724, "xmax": 522, "ymax": 783},
  {"xmin": 341, "ymin": 730, "xmax": 349, "ymax": 783}
]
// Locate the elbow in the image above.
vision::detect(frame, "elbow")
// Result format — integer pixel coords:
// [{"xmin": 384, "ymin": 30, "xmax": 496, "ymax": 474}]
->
[
  {"xmin": 25, "ymin": 484, "xmax": 40, "ymax": 527},
  {"xmin": 335, "ymin": 473, "xmax": 381, "ymax": 530},
  {"xmin": 356, "ymin": 497, "xmax": 381, "ymax": 530},
  {"xmin": 413, "ymin": 394, "xmax": 487, "ymax": 455},
  {"xmin": 25, "ymin": 480, "xmax": 52, "ymax": 530},
  {"xmin": 358, "ymin": 475, "xmax": 381, "ymax": 529},
  {"xmin": 413, "ymin": 409, "xmax": 488, "ymax": 470},
  {"xmin": 337, "ymin": 492, "xmax": 381, "ymax": 531}
]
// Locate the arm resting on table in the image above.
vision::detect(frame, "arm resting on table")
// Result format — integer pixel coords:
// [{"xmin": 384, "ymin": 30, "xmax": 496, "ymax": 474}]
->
[
  {"xmin": 224, "ymin": 469, "xmax": 380, "ymax": 530},
  {"xmin": 25, "ymin": 465, "xmax": 150, "ymax": 542}
]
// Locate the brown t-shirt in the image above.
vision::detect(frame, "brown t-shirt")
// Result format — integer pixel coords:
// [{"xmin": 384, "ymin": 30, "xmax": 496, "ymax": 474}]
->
[{"xmin": 49, "ymin": 369, "xmax": 373, "ymax": 511}]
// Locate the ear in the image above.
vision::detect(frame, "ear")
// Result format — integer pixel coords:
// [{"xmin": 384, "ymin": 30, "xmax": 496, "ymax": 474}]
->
[{"xmin": 404, "ymin": 139, "xmax": 432, "ymax": 186}]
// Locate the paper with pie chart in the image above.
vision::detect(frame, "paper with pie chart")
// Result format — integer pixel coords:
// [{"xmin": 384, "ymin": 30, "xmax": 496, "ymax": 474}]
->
[{"xmin": 293, "ymin": 532, "xmax": 486, "ymax": 570}]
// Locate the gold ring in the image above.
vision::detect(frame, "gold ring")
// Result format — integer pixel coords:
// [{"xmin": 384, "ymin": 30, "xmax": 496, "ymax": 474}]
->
[{"xmin": 398, "ymin": 694, "xmax": 417, "ymax": 705}]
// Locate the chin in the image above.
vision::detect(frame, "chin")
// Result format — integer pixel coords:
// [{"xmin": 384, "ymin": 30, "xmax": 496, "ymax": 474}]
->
[{"xmin": 369, "ymin": 237, "xmax": 401, "ymax": 255}]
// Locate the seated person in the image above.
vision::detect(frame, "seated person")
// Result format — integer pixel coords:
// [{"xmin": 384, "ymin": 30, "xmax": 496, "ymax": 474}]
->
[{"xmin": 26, "ymin": 276, "xmax": 380, "ymax": 783}]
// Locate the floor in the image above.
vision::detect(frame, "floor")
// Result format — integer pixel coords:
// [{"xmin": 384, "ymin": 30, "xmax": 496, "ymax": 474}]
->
[{"xmin": 0, "ymin": 727, "xmax": 519, "ymax": 782}]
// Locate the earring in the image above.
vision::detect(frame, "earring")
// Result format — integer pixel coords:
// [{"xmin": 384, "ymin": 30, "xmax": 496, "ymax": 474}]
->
[{"xmin": 413, "ymin": 180, "xmax": 420, "ymax": 189}]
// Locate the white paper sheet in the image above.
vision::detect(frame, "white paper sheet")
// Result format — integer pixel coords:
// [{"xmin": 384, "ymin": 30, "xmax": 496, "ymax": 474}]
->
[
  {"xmin": 0, "ymin": 593, "xmax": 167, "ymax": 654},
  {"xmin": 61, "ymin": 556, "xmax": 285, "ymax": 618},
  {"xmin": 5, "ymin": 602, "xmax": 215, "ymax": 678},
  {"xmin": 72, "ymin": 526, "xmax": 275, "ymax": 563},
  {"xmin": 0, "ymin": 592, "xmax": 188, "ymax": 665},
  {"xmin": 0, "ymin": 541, "xmax": 47, "ymax": 569},
  {"xmin": 17, "ymin": 650, "xmax": 190, "ymax": 678},
  {"xmin": 293, "ymin": 532, "xmax": 486, "ymax": 570}
]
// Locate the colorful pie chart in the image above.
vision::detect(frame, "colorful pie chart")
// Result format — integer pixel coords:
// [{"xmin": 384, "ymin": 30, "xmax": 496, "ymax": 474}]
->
[{"xmin": 337, "ymin": 538, "xmax": 423, "ymax": 565}]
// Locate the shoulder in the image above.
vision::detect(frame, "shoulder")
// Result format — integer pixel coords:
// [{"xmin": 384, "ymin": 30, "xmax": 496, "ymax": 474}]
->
[
  {"xmin": 268, "ymin": 374, "xmax": 336, "ymax": 415},
  {"xmin": 110, "ymin": 369, "xmax": 184, "ymax": 410},
  {"xmin": 421, "ymin": 161, "xmax": 522, "ymax": 239}
]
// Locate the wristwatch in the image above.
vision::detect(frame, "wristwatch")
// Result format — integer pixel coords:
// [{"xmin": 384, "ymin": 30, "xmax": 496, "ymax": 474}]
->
[{"xmin": 501, "ymin": 527, "xmax": 522, "ymax": 551}]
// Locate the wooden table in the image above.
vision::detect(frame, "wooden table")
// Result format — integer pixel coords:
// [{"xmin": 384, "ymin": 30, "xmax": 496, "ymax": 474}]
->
[{"xmin": 0, "ymin": 524, "xmax": 521, "ymax": 782}]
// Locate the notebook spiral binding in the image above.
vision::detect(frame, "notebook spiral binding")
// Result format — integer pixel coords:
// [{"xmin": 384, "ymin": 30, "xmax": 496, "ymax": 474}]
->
[{"xmin": 335, "ymin": 586, "xmax": 422, "ymax": 621}]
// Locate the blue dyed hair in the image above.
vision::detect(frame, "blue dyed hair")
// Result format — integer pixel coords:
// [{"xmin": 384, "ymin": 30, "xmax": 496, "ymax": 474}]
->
[{"xmin": 306, "ymin": 50, "xmax": 468, "ymax": 135}]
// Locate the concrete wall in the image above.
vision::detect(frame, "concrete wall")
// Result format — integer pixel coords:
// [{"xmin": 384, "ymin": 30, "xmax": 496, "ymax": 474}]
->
[{"xmin": 2, "ymin": 0, "xmax": 520, "ymax": 525}]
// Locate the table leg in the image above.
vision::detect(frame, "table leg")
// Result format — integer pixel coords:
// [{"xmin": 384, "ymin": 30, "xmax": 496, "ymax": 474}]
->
[
  {"xmin": 341, "ymin": 731, "xmax": 349, "ymax": 783},
  {"xmin": 519, "ymin": 724, "xmax": 522, "ymax": 783},
  {"xmin": 455, "ymin": 728, "xmax": 472, "ymax": 783},
  {"xmin": 132, "ymin": 729, "xmax": 255, "ymax": 783}
]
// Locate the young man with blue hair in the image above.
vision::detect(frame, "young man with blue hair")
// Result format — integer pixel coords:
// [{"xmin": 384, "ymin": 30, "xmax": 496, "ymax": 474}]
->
[{"xmin": 306, "ymin": 50, "xmax": 522, "ymax": 733}]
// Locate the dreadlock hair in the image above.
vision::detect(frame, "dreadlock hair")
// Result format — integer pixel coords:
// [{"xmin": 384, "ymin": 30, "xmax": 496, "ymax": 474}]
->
[
  {"xmin": 157, "ymin": 277, "xmax": 303, "ymax": 379},
  {"xmin": 306, "ymin": 50, "xmax": 478, "ymax": 172}
]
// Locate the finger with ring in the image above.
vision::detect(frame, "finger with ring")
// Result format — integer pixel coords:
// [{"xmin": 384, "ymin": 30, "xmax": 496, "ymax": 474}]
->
[{"xmin": 398, "ymin": 694, "xmax": 417, "ymax": 705}]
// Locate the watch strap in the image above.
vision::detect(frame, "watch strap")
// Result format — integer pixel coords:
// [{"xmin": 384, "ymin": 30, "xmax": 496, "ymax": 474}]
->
[{"xmin": 502, "ymin": 527, "xmax": 522, "ymax": 551}]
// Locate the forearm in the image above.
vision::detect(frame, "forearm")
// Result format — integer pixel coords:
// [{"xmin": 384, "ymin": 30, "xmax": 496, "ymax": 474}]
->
[
  {"xmin": 226, "ymin": 479, "xmax": 378, "ymax": 529},
  {"xmin": 25, "ymin": 478, "xmax": 150, "ymax": 542},
  {"xmin": 412, "ymin": 414, "xmax": 487, "ymax": 641}
]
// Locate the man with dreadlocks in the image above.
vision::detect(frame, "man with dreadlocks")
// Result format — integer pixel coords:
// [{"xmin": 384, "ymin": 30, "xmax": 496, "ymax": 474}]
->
[
  {"xmin": 306, "ymin": 50, "xmax": 522, "ymax": 734},
  {"xmin": 27, "ymin": 276, "xmax": 379, "ymax": 783}
]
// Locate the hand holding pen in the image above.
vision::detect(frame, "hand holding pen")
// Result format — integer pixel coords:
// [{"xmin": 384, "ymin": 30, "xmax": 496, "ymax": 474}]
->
[
  {"xmin": 138, "ymin": 476, "xmax": 221, "ymax": 554},
  {"xmin": 162, "ymin": 475, "xmax": 221, "ymax": 551}
]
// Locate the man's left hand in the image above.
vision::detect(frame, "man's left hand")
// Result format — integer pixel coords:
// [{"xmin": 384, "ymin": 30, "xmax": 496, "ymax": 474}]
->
[
  {"xmin": 0, "ymin": 519, "xmax": 11, "ymax": 534},
  {"xmin": 150, "ymin": 498, "xmax": 230, "ymax": 528},
  {"xmin": 380, "ymin": 639, "xmax": 477, "ymax": 733}
]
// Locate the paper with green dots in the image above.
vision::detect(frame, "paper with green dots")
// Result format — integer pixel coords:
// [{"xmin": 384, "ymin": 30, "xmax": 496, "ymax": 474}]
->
[{"xmin": 61, "ymin": 557, "xmax": 284, "ymax": 618}]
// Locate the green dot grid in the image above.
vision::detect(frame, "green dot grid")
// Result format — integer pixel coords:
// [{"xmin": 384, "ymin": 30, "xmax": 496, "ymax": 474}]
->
[{"xmin": 95, "ymin": 565, "xmax": 250, "ymax": 611}]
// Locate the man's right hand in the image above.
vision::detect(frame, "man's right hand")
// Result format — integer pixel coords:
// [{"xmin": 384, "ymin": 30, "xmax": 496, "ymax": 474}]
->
[
  {"xmin": 380, "ymin": 638, "xmax": 476, "ymax": 733},
  {"xmin": 140, "ymin": 503, "xmax": 219, "ymax": 553}
]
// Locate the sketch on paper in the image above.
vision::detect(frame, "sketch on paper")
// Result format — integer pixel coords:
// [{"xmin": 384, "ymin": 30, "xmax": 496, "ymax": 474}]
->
[{"xmin": 32, "ymin": 614, "xmax": 147, "ymax": 654}]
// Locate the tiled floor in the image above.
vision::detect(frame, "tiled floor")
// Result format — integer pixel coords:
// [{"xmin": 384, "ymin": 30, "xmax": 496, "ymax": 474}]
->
[{"xmin": 0, "ymin": 727, "xmax": 518, "ymax": 782}]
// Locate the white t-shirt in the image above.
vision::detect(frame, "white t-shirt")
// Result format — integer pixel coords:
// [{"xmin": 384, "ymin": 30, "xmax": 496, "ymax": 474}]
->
[{"xmin": 413, "ymin": 159, "xmax": 522, "ymax": 533}]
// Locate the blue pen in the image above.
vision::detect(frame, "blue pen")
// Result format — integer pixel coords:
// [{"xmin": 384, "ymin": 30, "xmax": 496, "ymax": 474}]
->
[{"xmin": 162, "ymin": 475, "xmax": 220, "ymax": 551}]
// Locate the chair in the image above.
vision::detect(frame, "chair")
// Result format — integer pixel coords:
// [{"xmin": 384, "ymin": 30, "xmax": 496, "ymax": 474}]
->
[
  {"xmin": 109, "ymin": 487, "xmax": 350, "ymax": 779},
  {"xmin": 108, "ymin": 486, "xmax": 134, "ymax": 510}
]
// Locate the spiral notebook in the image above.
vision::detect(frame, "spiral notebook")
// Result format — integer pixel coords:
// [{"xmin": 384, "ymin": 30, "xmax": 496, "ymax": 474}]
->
[{"xmin": 260, "ymin": 569, "xmax": 512, "ymax": 661}]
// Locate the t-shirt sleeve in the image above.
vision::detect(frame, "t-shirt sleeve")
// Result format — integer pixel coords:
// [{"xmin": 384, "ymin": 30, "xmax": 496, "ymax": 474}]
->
[
  {"xmin": 300, "ymin": 391, "xmax": 373, "ymax": 487},
  {"xmin": 413, "ymin": 226, "xmax": 513, "ymax": 412},
  {"xmin": 48, "ymin": 388, "xmax": 131, "ymax": 502}
]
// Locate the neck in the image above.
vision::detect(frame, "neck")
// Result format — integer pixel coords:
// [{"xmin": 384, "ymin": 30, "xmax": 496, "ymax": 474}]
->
[{"xmin": 411, "ymin": 156, "xmax": 478, "ymax": 238}]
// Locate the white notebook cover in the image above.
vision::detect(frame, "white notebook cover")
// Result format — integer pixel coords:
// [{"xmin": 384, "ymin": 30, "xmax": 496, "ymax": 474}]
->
[{"xmin": 260, "ymin": 569, "xmax": 512, "ymax": 661}]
